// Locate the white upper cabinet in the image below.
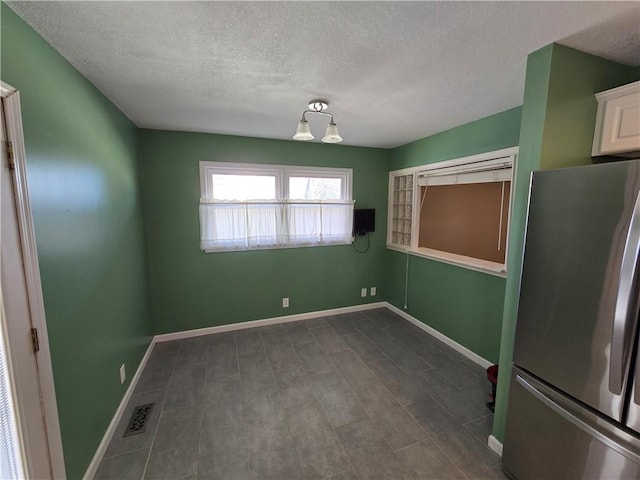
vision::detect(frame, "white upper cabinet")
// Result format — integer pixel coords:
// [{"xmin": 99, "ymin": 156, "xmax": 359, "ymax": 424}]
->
[{"xmin": 592, "ymin": 81, "xmax": 640, "ymax": 157}]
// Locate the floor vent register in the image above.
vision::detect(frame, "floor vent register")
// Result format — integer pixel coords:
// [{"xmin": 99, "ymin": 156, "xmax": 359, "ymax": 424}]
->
[{"xmin": 123, "ymin": 403, "xmax": 154, "ymax": 437}]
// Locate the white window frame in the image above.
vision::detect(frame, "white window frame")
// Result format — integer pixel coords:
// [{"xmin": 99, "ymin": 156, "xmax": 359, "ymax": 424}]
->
[
  {"xmin": 199, "ymin": 161, "xmax": 353, "ymax": 252},
  {"xmin": 387, "ymin": 147, "xmax": 518, "ymax": 277},
  {"xmin": 283, "ymin": 166, "xmax": 351, "ymax": 201},
  {"xmin": 200, "ymin": 162, "xmax": 352, "ymax": 202}
]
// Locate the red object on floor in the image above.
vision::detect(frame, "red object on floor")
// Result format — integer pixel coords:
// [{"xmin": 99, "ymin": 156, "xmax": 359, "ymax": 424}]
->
[
  {"xmin": 487, "ymin": 364, "xmax": 499, "ymax": 385},
  {"xmin": 486, "ymin": 364, "xmax": 499, "ymax": 413}
]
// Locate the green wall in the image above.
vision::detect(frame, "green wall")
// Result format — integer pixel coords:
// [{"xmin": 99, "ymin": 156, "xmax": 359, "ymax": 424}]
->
[
  {"xmin": 386, "ymin": 107, "xmax": 522, "ymax": 362},
  {"xmin": 391, "ymin": 107, "xmax": 523, "ymax": 170},
  {"xmin": 138, "ymin": 130, "xmax": 390, "ymax": 334},
  {"xmin": 4, "ymin": 3, "xmax": 639, "ymax": 473},
  {"xmin": 1, "ymin": 5, "xmax": 152, "ymax": 478},
  {"xmin": 493, "ymin": 44, "xmax": 640, "ymax": 442},
  {"xmin": 541, "ymin": 45, "xmax": 640, "ymax": 169}
]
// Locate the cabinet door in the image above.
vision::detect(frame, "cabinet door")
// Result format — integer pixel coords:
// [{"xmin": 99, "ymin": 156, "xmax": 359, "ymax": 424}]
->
[{"xmin": 594, "ymin": 85, "xmax": 640, "ymax": 156}]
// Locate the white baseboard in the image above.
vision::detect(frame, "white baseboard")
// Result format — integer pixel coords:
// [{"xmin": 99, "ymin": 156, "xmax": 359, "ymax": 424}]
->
[
  {"xmin": 383, "ymin": 302, "xmax": 493, "ymax": 369},
  {"xmin": 155, "ymin": 302, "xmax": 387, "ymax": 342},
  {"xmin": 156, "ymin": 301, "xmax": 492, "ymax": 370},
  {"xmin": 488, "ymin": 434, "xmax": 503, "ymax": 457},
  {"xmin": 85, "ymin": 299, "xmax": 494, "ymax": 479},
  {"xmin": 83, "ymin": 338, "xmax": 156, "ymax": 480}
]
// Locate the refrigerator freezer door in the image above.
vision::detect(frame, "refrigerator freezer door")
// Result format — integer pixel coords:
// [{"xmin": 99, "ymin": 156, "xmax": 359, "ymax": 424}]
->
[
  {"xmin": 514, "ymin": 160, "xmax": 640, "ymax": 422},
  {"xmin": 504, "ymin": 368, "xmax": 640, "ymax": 480}
]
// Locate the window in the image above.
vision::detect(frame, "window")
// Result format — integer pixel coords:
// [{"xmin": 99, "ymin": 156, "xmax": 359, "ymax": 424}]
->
[
  {"xmin": 387, "ymin": 147, "xmax": 517, "ymax": 275},
  {"xmin": 199, "ymin": 162, "xmax": 353, "ymax": 252}
]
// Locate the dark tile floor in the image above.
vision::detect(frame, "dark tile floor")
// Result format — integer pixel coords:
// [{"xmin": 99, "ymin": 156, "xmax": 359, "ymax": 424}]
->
[{"xmin": 95, "ymin": 308, "xmax": 506, "ymax": 480}]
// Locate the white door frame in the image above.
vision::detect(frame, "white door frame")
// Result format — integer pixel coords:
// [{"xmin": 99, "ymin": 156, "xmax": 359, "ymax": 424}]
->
[{"xmin": 1, "ymin": 81, "xmax": 66, "ymax": 479}]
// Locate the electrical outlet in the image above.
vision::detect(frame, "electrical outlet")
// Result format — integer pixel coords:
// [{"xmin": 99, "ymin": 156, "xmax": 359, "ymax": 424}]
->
[
  {"xmin": 361, "ymin": 288, "xmax": 367, "ymax": 298},
  {"xmin": 282, "ymin": 297, "xmax": 289, "ymax": 308},
  {"xmin": 120, "ymin": 364, "xmax": 126, "ymax": 384},
  {"xmin": 370, "ymin": 287, "xmax": 377, "ymax": 296}
]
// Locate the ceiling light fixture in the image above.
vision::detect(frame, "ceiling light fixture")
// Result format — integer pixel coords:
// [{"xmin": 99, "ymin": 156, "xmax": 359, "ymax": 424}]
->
[{"xmin": 293, "ymin": 99, "xmax": 343, "ymax": 143}]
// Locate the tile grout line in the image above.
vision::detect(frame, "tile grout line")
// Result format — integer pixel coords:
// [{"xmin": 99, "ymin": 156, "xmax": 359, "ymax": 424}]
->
[
  {"xmin": 232, "ymin": 330, "xmax": 253, "ymax": 480},
  {"xmin": 302, "ymin": 311, "xmax": 488, "ymax": 476},
  {"xmin": 427, "ymin": 383, "xmax": 494, "ymax": 432},
  {"xmin": 193, "ymin": 397, "xmax": 202, "ymax": 479},
  {"xmin": 328, "ymin": 329, "xmax": 454, "ymax": 479},
  {"xmin": 379, "ymin": 321, "xmax": 488, "ymax": 395},
  {"xmin": 209, "ymin": 332, "xmax": 238, "ymax": 479},
  {"xmin": 326, "ymin": 347, "xmax": 421, "ymax": 480},
  {"xmin": 354, "ymin": 315, "xmax": 434, "ymax": 377},
  {"xmin": 246, "ymin": 326, "xmax": 281, "ymax": 478},
  {"xmin": 313, "ymin": 344, "xmax": 364, "ymax": 480},
  {"xmin": 140, "ymin": 348, "xmax": 175, "ymax": 480},
  {"xmin": 265, "ymin": 323, "xmax": 319, "ymax": 478},
  {"xmin": 463, "ymin": 413, "xmax": 494, "ymax": 429},
  {"xmin": 197, "ymin": 333, "xmax": 230, "ymax": 480},
  {"xmin": 343, "ymin": 345, "xmax": 436, "ymax": 443},
  {"xmin": 96, "ymin": 445, "xmax": 152, "ymax": 462},
  {"xmin": 322, "ymin": 347, "xmax": 375, "ymax": 480},
  {"xmin": 464, "ymin": 412, "xmax": 496, "ymax": 428},
  {"xmin": 98, "ymin": 386, "xmax": 170, "ymax": 462},
  {"xmin": 344, "ymin": 324, "xmax": 441, "ymax": 406},
  {"xmin": 391, "ymin": 435, "xmax": 474, "ymax": 479},
  {"xmin": 398, "ymin": 399, "xmax": 473, "ymax": 480},
  {"xmin": 400, "ymin": 394, "xmax": 500, "ymax": 477},
  {"xmin": 288, "ymin": 316, "xmax": 370, "ymax": 479}
]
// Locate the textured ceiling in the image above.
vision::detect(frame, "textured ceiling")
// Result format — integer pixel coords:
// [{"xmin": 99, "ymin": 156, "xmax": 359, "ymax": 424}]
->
[{"xmin": 7, "ymin": 1, "xmax": 640, "ymax": 148}]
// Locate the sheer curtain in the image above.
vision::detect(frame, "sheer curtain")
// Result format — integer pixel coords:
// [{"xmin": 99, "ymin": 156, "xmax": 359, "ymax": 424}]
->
[
  {"xmin": 200, "ymin": 201, "xmax": 353, "ymax": 251},
  {"xmin": 287, "ymin": 203, "xmax": 353, "ymax": 245}
]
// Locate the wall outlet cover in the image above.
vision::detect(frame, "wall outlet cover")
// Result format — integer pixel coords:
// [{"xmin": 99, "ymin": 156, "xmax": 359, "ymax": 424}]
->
[
  {"xmin": 370, "ymin": 287, "xmax": 377, "ymax": 296},
  {"xmin": 120, "ymin": 364, "xmax": 126, "ymax": 384},
  {"xmin": 282, "ymin": 297, "xmax": 289, "ymax": 308},
  {"xmin": 361, "ymin": 288, "xmax": 367, "ymax": 298}
]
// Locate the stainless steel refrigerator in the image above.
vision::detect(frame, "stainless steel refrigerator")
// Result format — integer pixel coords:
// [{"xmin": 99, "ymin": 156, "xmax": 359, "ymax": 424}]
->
[{"xmin": 503, "ymin": 159, "xmax": 640, "ymax": 479}]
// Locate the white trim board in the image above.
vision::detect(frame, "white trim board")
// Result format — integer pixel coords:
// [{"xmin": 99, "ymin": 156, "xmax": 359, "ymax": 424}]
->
[
  {"xmin": 155, "ymin": 300, "xmax": 492, "ymax": 368},
  {"xmin": 82, "ymin": 339, "xmax": 156, "ymax": 480},
  {"xmin": 155, "ymin": 302, "xmax": 386, "ymax": 342},
  {"xmin": 488, "ymin": 434, "xmax": 503, "ymax": 457},
  {"xmin": 2, "ymin": 84, "xmax": 66, "ymax": 479},
  {"xmin": 384, "ymin": 302, "xmax": 493, "ymax": 369},
  {"xmin": 416, "ymin": 146, "xmax": 519, "ymax": 175}
]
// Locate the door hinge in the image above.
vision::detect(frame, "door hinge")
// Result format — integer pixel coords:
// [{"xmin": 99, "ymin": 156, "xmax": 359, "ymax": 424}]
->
[
  {"xmin": 5, "ymin": 140, "xmax": 15, "ymax": 170},
  {"xmin": 30, "ymin": 328, "xmax": 40, "ymax": 353}
]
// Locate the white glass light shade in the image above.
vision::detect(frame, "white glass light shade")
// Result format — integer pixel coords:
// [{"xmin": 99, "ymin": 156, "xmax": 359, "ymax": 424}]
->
[
  {"xmin": 322, "ymin": 122, "xmax": 342, "ymax": 143},
  {"xmin": 293, "ymin": 120, "xmax": 314, "ymax": 141}
]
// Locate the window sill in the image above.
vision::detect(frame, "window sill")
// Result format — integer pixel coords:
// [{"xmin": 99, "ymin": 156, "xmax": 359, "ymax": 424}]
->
[
  {"xmin": 203, "ymin": 240, "xmax": 352, "ymax": 253},
  {"xmin": 386, "ymin": 244, "xmax": 507, "ymax": 278}
]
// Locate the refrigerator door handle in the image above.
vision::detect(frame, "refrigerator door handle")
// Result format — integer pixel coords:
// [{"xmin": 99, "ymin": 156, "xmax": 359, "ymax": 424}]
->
[
  {"xmin": 516, "ymin": 374, "xmax": 640, "ymax": 463},
  {"xmin": 610, "ymin": 190, "xmax": 640, "ymax": 395}
]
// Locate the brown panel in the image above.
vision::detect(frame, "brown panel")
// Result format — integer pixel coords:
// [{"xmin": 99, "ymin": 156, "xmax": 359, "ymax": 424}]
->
[{"xmin": 418, "ymin": 182, "xmax": 511, "ymax": 263}]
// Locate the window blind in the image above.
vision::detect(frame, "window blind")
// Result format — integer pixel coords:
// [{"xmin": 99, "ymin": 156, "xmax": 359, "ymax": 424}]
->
[
  {"xmin": 0, "ymin": 325, "xmax": 24, "ymax": 479},
  {"xmin": 418, "ymin": 156, "xmax": 513, "ymax": 186}
]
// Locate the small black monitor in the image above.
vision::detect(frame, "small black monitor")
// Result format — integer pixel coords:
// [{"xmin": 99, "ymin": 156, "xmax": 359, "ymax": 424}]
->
[{"xmin": 353, "ymin": 208, "xmax": 375, "ymax": 236}]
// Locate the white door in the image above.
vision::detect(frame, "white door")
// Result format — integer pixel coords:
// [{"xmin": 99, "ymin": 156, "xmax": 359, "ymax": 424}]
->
[
  {"xmin": 0, "ymin": 122, "xmax": 25, "ymax": 475},
  {"xmin": 1, "ymin": 85, "xmax": 65, "ymax": 479}
]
